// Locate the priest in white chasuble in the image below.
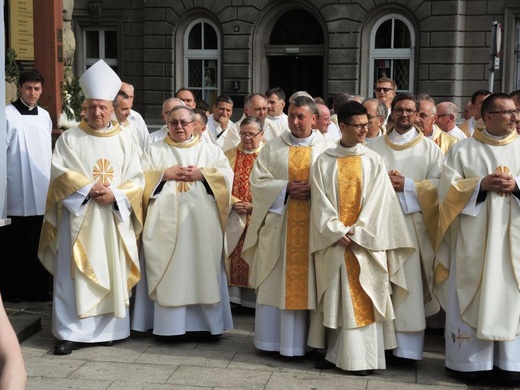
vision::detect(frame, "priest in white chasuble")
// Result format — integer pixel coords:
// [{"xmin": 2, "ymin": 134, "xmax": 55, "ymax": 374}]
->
[
  {"xmin": 38, "ymin": 60, "xmax": 144, "ymax": 355},
  {"xmin": 366, "ymin": 93, "xmax": 443, "ymax": 364},
  {"xmin": 308, "ymin": 101, "xmax": 414, "ymax": 376},
  {"xmin": 135, "ymin": 105, "xmax": 234, "ymax": 340},
  {"xmin": 242, "ymin": 96, "xmax": 331, "ymax": 357},
  {"xmin": 435, "ymin": 93, "xmax": 520, "ymax": 384}
]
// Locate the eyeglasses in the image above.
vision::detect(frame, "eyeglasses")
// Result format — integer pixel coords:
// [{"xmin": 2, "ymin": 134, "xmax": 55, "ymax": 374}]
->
[
  {"xmin": 418, "ymin": 112, "xmax": 435, "ymax": 119},
  {"xmin": 487, "ymin": 109, "xmax": 520, "ymax": 116},
  {"xmin": 374, "ymin": 87, "xmax": 394, "ymax": 93},
  {"xmin": 437, "ymin": 114, "xmax": 451, "ymax": 118},
  {"xmin": 367, "ymin": 114, "xmax": 381, "ymax": 120},
  {"xmin": 345, "ymin": 122, "xmax": 371, "ymax": 130},
  {"xmin": 239, "ymin": 130, "xmax": 263, "ymax": 139},
  {"xmin": 169, "ymin": 120, "xmax": 194, "ymax": 128},
  {"xmin": 393, "ymin": 108, "xmax": 417, "ymax": 115}
]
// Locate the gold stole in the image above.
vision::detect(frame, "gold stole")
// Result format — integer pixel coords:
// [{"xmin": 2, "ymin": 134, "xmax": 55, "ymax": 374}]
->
[
  {"xmin": 338, "ymin": 156, "xmax": 375, "ymax": 327},
  {"xmin": 285, "ymin": 146, "xmax": 312, "ymax": 309},
  {"xmin": 229, "ymin": 151, "xmax": 257, "ymax": 287}
]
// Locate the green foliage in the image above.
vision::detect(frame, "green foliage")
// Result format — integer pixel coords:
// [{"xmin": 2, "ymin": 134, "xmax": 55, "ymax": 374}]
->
[
  {"xmin": 61, "ymin": 76, "xmax": 84, "ymax": 121},
  {"xmin": 5, "ymin": 48, "xmax": 19, "ymax": 83}
]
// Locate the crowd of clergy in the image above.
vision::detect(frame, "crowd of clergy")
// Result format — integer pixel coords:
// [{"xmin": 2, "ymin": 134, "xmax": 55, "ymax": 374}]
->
[{"xmin": 3, "ymin": 59, "xmax": 520, "ymax": 385}]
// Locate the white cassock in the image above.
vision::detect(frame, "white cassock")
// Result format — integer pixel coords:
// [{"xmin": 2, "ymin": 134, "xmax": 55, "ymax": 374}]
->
[
  {"xmin": 38, "ymin": 120, "xmax": 144, "ymax": 343},
  {"xmin": 133, "ymin": 134, "xmax": 234, "ymax": 336},
  {"xmin": 435, "ymin": 130, "xmax": 520, "ymax": 373},
  {"xmin": 367, "ymin": 128, "xmax": 443, "ymax": 360}
]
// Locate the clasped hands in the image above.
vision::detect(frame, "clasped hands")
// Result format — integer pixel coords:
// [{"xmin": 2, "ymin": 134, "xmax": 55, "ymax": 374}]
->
[
  {"xmin": 233, "ymin": 201, "xmax": 253, "ymax": 215},
  {"xmin": 164, "ymin": 165, "xmax": 203, "ymax": 182},
  {"xmin": 337, "ymin": 225, "xmax": 356, "ymax": 247},
  {"xmin": 287, "ymin": 180, "xmax": 310, "ymax": 199},
  {"xmin": 89, "ymin": 182, "xmax": 115, "ymax": 205},
  {"xmin": 481, "ymin": 171, "xmax": 518, "ymax": 195}
]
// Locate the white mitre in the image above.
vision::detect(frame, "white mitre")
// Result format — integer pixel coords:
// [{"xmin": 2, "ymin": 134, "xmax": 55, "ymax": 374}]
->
[{"xmin": 79, "ymin": 59, "xmax": 122, "ymax": 101}]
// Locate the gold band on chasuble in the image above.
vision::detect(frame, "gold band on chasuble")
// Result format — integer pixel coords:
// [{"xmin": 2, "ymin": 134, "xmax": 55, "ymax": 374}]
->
[
  {"xmin": 285, "ymin": 146, "xmax": 312, "ymax": 310},
  {"xmin": 338, "ymin": 156, "xmax": 375, "ymax": 327}
]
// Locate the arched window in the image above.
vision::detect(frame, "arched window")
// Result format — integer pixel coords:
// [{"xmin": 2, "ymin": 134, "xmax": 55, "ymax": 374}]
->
[
  {"xmin": 83, "ymin": 27, "xmax": 118, "ymax": 72},
  {"xmin": 184, "ymin": 19, "xmax": 220, "ymax": 107},
  {"xmin": 369, "ymin": 14, "xmax": 415, "ymax": 93}
]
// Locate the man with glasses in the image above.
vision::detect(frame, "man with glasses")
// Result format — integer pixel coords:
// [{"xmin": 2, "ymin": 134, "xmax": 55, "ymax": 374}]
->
[
  {"xmin": 225, "ymin": 116, "xmax": 265, "ymax": 310},
  {"xmin": 436, "ymin": 101, "xmax": 467, "ymax": 141},
  {"xmin": 242, "ymin": 96, "xmax": 330, "ymax": 359},
  {"xmin": 373, "ymin": 77, "xmax": 397, "ymax": 128},
  {"xmin": 366, "ymin": 93, "xmax": 443, "ymax": 366},
  {"xmin": 510, "ymin": 90, "xmax": 520, "ymax": 135},
  {"xmin": 308, "ymin": 101, "xmax": 414, "ymax": 376},
  {"xmin": 135, "ymin": 105, "xmax": 234, "ymax": 342},
  {"xmin": 436, "ymin": 93, "xmax": 520, "ymax": 384},
  {"xmin": 223, "ymin": 93, "xmax": 284, "ymax": 151},
  {"xmin": 416, "ymin": 94, "xmax": 458, "ymax": 155}
]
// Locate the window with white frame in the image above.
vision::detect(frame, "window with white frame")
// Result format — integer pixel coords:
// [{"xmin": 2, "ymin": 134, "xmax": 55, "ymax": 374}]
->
[
  {"xmin": 369, "ymin": 14, "xmax": 415, "ymax": 93},
  {"xmin": 184, "ymin": 19, "xmax": 220, "ymax": 107},
  {"xmin": 83, "ymin": 28, "xmax": 117, "ymax": 72}
]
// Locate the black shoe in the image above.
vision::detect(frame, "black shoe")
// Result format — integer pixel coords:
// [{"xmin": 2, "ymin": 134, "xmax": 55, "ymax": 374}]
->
[
  {"xmin": 314, "ymin": 357, "xmax": 335, "ymax": 369},
  {"xmin": 98, "ymin": 340, "xmax": 113, "ymax": 346},
  {"xmin": 350, "ymin": 369, "xmax": 374, "ymax": 376},
  {"xmin": 54, "ymin": 340, "xmax": 82, "ymax": 355},
  {"xmin": 304, "ymin": 349, "xmax": 323, "ymax": 362},
  {"xmin": 445, "ymin": 367, "xmax": 485, "ymax": 382},
  {"xmin": 386, "ymin": 352, "xmax": 416, "ymax": 367}
]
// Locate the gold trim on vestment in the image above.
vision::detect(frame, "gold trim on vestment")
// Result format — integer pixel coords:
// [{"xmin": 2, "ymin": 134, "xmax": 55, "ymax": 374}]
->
[
  {"xmin": 415, "ymin": 179, "xmax": 439, "ymax": 247},
  {"xmin": 384, "ymin": 128, "xmax": 424, "ymax": 150},
  {"xmin": 164, "ymin": 133, "xmax": 201, "ymax": 147},
  {"xmin": 437, "ymin": 179, "xmax": 480, "ymax": 250},
  {"xmin": 79, "ymin": 119, "xmax": 122, "ymax": 137},
  {"xmin": 285, "ymin": 146, "xmax": 312, "ymax": 310},
  {"xmin": 338, "ymin": 156, "xmax": 375, "ymax": 327},
  {"xmin": 473, "ymin": 128, "xmax": 518, "ymax": 146},
  {"xmin": 202, "ymin": 167, "xmax": 231, "ymax": 232}
]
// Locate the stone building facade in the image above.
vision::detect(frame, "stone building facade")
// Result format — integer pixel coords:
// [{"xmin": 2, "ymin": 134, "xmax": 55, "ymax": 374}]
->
[{"xmin": 70, "ymin": 0, "xmax": 520, "ymax": 125}]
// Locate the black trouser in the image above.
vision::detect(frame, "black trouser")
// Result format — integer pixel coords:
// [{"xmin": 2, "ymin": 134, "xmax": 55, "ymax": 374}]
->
[{"xmin": 0, "ymin": 215, "xmax": 52, "ymax": 301}]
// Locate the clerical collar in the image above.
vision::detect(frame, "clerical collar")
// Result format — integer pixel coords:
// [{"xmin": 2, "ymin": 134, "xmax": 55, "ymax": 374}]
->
[
  {"xmin": 290, "ymin": 130, "xmax": 315, "ymax": 146},
  {"xmin": 94, "ymin": 121, "xmax": 114, "ymax": 133},
  {"xmin": 12, "ymin": 98, "xmax": 38, "ymax": 115},
  {"xmin": 482, "ymin": 129, "xmax": 509, "ymax": 140},
  {"xmin": 389, "ymin": 127, "xmax": 418, "ymax": 145}
]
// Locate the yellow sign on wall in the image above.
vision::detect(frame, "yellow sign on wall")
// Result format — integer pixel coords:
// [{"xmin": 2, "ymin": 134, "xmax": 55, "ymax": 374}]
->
[{"xmin": 9, "ymin": 0, "xmax": 34, "ymax": 61}]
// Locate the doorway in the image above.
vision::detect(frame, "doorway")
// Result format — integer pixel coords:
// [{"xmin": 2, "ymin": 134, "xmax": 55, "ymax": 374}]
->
[{"xmin": 269, "ymin": 55, "xmax": 323, "ymax": 102}]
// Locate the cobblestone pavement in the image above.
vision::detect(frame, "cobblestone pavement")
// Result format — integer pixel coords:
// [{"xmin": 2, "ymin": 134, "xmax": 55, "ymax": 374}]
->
[{"xmin": 5, "ymin": 300, "xmax": 518, "ymax": 390}]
